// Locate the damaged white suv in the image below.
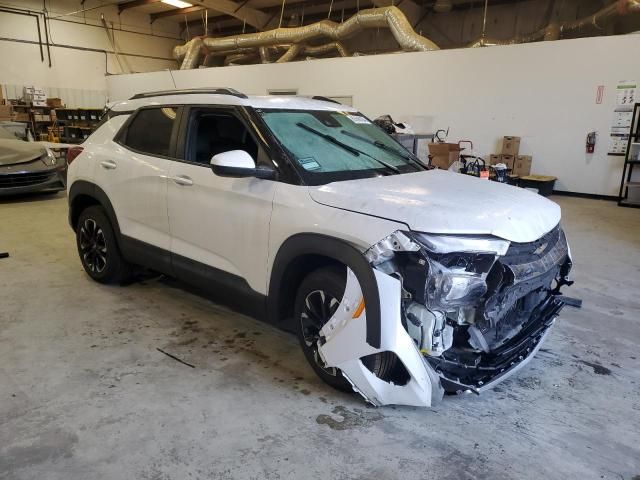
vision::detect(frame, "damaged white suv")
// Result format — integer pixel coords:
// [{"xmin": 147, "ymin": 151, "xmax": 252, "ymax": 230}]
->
[{"xmin": 67, "ymin": 88, "xmax": 574, "ymax": 407}]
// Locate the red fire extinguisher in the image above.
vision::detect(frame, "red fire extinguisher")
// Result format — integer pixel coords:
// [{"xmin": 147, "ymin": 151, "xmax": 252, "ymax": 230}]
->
[{"xmin": 586, "ymin": 132, "xmax": 596, "ymax": 154}]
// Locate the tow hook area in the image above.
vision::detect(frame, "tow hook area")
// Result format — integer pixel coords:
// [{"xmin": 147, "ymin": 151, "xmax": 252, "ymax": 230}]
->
[{"xmin": 553, "ymin": 295, "xmax": 582, "ymax": 309}]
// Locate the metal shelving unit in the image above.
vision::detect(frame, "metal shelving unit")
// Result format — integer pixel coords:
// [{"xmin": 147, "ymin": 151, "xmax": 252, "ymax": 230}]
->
[
  {"xmin": 618, "ymin": 103, "xmax": 640, "ymax": 208},
  {"xmin": 55, "ymin": 108, "xmax": 103, "ymax": 144}
]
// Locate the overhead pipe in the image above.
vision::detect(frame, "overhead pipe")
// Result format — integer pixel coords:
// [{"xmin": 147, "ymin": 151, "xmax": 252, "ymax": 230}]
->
[
  {"xmin": 469, "ymin": 0, "xmax": 640, "ymax": 47},
  {"xmin": 0, "ymin": 8, "xmax": 44, "ymax": 62},
  {"xmin": 174, "ymin": 6, "xmax": 439, "ymax": 69}
]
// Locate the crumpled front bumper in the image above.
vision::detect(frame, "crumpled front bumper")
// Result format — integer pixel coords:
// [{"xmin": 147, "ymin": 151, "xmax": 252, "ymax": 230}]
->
[{"xmin": 317, "ymin": 268, "xmax": 564, "ymax": 407}]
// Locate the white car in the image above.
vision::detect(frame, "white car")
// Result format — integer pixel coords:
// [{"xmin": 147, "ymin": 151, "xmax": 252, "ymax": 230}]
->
[{"xmin": 67, "ymin": 88, "xmax": 573, "ymax": 407}]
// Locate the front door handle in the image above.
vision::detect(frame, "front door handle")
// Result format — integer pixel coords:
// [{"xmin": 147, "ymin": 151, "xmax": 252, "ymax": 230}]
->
[
  {"xmin": 171, "ymin": 175, "xmax": 193, "ymax": 186},
  {"xmin": 100, "ymin": 160, "xmax": 117, "ymax": 170}
]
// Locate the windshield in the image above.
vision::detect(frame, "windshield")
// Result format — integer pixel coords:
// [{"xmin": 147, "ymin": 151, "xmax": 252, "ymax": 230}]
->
[{"xmin": 258, "ymin": 109, "xmax": 425, "ymax": 185}]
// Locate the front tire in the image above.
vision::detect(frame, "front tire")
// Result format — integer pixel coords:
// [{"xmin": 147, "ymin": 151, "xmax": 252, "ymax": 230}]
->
[{"xmin": 76, "ymin": 206, "xmax": 131, "ymax": 284}]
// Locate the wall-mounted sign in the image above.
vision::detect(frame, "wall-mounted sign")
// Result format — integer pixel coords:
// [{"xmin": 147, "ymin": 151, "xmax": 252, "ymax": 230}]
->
[{"xmin": 609, "ymin": 80, "xmax": 638, "ymax": 156}]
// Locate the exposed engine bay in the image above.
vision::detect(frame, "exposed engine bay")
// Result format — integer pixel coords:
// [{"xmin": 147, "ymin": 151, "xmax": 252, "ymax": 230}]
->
[{"xmin": 364, "ymin": 225, "xmax": 572, "ymax": 395}]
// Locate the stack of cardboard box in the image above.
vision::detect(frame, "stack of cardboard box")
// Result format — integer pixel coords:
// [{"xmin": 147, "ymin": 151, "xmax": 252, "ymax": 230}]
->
[
  {"xmin": 0, "ymin": 104, "xmax": 12, "ymax": 121},
  {"xmin": 0, "ymin": 86, "xmax": 12, "ymax": 121},
  {"xmin": 23, "ymin": 86, "xmax": 47, "ymax": 107},
  {"xmin": 487, "ymin": 136, "xmax": 532, "ymax": 177}
]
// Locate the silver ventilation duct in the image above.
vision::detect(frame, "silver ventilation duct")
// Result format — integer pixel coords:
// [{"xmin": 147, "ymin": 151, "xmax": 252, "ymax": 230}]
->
[
  {"xmin": 173, "ymin": 6, "xmax": 439, "ymax": 69},
  {"xmin": 174, "ymin": 1, "xmax": 640, "ymax": 69},
  {"xmin": 469, "ymin": 0, "xmax": 640, "ymax": 47}
]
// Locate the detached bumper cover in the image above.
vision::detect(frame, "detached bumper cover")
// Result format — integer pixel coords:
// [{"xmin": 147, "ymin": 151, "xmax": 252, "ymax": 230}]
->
[{"xmin": 318, "ymin": 268, "xmax": 444, "ymax": 407}]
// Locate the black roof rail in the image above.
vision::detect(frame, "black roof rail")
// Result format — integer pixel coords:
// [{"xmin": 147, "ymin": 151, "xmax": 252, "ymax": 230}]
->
[
  {"xmin": 311, "ymin": 95, "xmax": 341, "ymax": 104},
  {"xmin": 129, "ymin": 88, "xmax": 248, "ymax": 100}
]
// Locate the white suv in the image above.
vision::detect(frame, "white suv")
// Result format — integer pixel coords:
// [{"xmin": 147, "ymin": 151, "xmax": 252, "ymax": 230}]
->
[{"xmin": 67, "ymin": 88, "xmax": 574, "ymax": 407}]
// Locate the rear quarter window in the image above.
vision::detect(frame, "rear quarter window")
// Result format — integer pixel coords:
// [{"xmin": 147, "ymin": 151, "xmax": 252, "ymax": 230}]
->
[{"xmin": 120, "ymin": 107, "xmax": 177, "ymax": 157}]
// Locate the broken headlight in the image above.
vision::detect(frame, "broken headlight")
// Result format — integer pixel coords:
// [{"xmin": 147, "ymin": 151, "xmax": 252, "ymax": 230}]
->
[
  {"xmin": 424, "ymin": 254, "xmax": 491, "ymax": 310},
  {"xmin": 366, "ymin": 231, "xmax": 509, "ymax": 310}
]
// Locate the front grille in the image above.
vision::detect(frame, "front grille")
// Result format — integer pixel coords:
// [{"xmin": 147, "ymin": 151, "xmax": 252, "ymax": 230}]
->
[
  {"xmin": 0, "ymin": 171, "xmax": 58, "ymax": 188},
  {"xmin": 501, "ymin": 225, "xmax": 561, "ymax": 265},
  {"xmin": 478, "ymin": 225, "xmax": 568, "ymax": 348},
  {"xmin": 505, "ymin": 229, "xmax": 568, "ymax": 283}
]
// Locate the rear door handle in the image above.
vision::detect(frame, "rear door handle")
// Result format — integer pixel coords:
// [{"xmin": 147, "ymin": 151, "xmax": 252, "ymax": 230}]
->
[
  {"xmin": 100, "ymin": 160, "xmax": 117, "ymax": 170},
  {"xmin": 171, "ymin": 175, "xmax": 193, "ymax": 186}
]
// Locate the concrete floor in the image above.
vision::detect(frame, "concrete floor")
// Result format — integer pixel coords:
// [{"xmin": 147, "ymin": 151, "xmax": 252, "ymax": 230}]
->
[{"xmin": 1, "ymin": 193, "xmax": 639, "ymax": 480}]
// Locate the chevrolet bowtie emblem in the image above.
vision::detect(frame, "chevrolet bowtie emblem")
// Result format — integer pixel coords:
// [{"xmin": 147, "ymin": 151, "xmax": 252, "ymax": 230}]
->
[{"xmin": 533, "ymin": 243, "xmax": 548, "ymax": 255}]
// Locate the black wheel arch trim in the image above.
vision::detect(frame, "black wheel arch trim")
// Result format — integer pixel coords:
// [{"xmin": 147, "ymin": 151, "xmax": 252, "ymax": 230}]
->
[
  {"xmin": 68, "ymin": 181, "xmax": 121, "ymax": 241},
  {"xmin": 268, "ymin": 233, "xmax": 382, "ymax": 349}
]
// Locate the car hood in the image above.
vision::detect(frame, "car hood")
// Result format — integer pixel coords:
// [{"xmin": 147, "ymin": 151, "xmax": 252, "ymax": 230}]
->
[
  {"xmin": 0, "ymin": 139, "xmax": 46, "ymax": 166},
  {"xmin": 308, "ymin": 169, "xmax": 561, "ymax": 243}
]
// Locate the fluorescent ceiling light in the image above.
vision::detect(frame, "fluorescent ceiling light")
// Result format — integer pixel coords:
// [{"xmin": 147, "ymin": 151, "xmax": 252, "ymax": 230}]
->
[{"xmin": 161, "ymin": 0, "xmax": 193, "ymax": 8}]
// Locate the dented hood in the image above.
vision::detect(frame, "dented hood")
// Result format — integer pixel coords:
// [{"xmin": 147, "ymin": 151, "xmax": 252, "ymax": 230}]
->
[
  {"xmin": 0, "ymin": 139, "xmax": 46, "ymax": 166},
  {"xmin": 309, "ymin": 169, "xmax": 561, "ymax": 243}
]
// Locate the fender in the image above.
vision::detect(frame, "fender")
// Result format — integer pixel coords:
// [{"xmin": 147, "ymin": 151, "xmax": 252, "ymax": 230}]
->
[
  {"xmin": 268, "ymin": 233, "xmax": 382, "ymax": 349},
  {"xmin": 68, "ymin": 181, "xmax": 121, "ymax": 243}
]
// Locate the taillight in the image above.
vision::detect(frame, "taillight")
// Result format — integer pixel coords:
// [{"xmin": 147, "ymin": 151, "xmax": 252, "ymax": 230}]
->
[{"xmin": 66, "ymin": 146, "xmax": 84, "ymax": 165}]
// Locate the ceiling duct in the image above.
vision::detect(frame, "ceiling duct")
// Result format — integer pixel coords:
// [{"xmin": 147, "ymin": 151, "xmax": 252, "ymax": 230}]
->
[
  {"xmin": 173, "ymin": 0, "xmax": 640, "ymax": 69},
  {"xmin": 470, "ymin": 0, "xmax": 640, "ymax": 47},
  {"xmin": 433, "ymin": 1, "xmax": 453, "ymax": 13},
  {"xmin": 173, "ymin": 6, "xmax": 439, "ymax": 69}
]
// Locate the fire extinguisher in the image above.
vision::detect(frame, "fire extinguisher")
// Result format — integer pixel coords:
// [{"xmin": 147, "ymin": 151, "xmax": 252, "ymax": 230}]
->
[{"xmin": 586, "ymin": 131, "xmax": 597, "ymax": 153}]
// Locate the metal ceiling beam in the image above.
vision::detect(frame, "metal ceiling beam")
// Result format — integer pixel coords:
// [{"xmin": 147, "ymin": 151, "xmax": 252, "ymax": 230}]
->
[
  {"xmin": 150, "ymin": 5, "xmax": 206, "ymax": 22},
  {"xmin": 117, "ymin": 0, "xmax": 161, "ymax": 14},
  {"xmin": 190, "ymin": 0, "xmax": 272, "ymax": 29},
  {"xmin": 370, "ymin": 0, "xmax": 423, "ymax": 24},
  {"xmin": 180, "ymin": 1, "xmax": 371, "ymax": 35}
]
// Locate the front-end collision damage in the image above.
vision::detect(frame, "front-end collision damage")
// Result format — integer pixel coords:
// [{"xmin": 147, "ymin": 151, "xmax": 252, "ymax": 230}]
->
[
  {"xmin": 317, "ymin": 268, "xmax": 444, "ymax": 407},
  {"xmin": 317, "ymin": 227, "xmax": 573, "ymax": 407}
]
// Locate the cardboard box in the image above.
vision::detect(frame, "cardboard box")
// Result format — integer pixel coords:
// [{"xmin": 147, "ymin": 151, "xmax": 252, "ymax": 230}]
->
[
  {"xmin": 47, "ymin": 98, "xmax": 64, "ymax": 108},
  {"xmin": 513, "ymin": 155, "xmax": 532, "ymax": 176},
  {"xmin": 501, "ymin": 136, "xmax": 521, "ymax": 156},
  {"xmin": 0, "ymin": 104, "xmax": 13, "ymax": 120},
  {"xmin": 14, "ymin": 112, "xmax": 29, "ymax": 122},
  {"xmin": 487, "ymin": 154, "xmax": 502, "ymax": 165},
  {"xmin": 499, "ymin": 154, "xmax": 515, "ymax": 170},
  {"xmin": 428, "ymin": 143, "xmax": 461, "ymax": 169},
  {"xmin": 34, "ymin": 114, "xmax": 51, "ymax": 122}
]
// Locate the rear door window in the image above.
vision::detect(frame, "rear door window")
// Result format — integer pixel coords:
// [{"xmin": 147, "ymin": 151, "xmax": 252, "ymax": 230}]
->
[{"xmin": 121, "ymin": 107, "xmax": 177, "ymax": 157}]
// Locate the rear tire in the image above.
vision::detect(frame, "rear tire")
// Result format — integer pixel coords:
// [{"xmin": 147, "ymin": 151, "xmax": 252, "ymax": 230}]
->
[
  {"xmin": 76, "ymin": 206, "xmax": 131, "ymax": 285},
  {"xmin": 295, "ymin": 265, "xmax": 398, "ymax": 393}
]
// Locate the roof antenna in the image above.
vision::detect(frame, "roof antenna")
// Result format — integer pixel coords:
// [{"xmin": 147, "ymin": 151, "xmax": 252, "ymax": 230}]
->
[{"xmin": 169, "ymin": 69, "xmax": 177, "ymax": 89}]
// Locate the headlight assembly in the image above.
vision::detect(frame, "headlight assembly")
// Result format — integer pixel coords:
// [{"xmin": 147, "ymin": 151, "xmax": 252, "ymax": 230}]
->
[
  {"xmin": 424, "ymin": 255, "xmax": 490, "ymax": 310},
  {"xmin": 42, "ymin": 148, "xmax": 57, "ymax": 166},
  {"xmin": 365, "ymin": 231, "xmax": 508, "ymax": 310}
]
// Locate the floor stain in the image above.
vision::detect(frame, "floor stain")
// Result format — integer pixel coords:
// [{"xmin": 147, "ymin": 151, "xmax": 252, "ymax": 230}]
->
[
  {"xmin": 2, "ymin": 429, "xmax": 78, "ymax": 472},
  {"xmin": 579, "ymin": 360, "xmax": 612, "ymax": 375},
  {"xmin": 316, "ymin": 405, "xmax": 383, "ymax": 430}
]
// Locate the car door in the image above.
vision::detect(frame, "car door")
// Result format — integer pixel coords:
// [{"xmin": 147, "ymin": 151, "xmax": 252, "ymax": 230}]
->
[
  {"xmin": 95, "ymin": 106, "xmax": 179, "ymax": 253},
  {"xmin": 166, "ymin": 106, "xmax": 277, "ymax": 295}
]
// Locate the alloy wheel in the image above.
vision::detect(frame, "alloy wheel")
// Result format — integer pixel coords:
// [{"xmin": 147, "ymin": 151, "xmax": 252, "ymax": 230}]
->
[
  {"xmin": 300, "ymin": 289, "xmax": 341, "ymax": 376},
  {"xmin": 79, "ymin": 218, "xmax": 107, "ymax": 274}
]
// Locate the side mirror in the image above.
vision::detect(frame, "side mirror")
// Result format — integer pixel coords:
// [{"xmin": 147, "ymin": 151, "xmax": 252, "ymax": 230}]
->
[{"xmin": 210, "ymin": 150, "xmax": 275, "ymax": 180}]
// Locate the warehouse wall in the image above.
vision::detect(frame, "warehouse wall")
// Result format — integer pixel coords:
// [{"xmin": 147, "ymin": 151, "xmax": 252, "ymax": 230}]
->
[
  {"xmin": 0, "ymin": 0, "xmax": 180, "ymax": 106},
  {"xmin": 107, "ymin": 34, "xmax": 639, "ymax": 197}
]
